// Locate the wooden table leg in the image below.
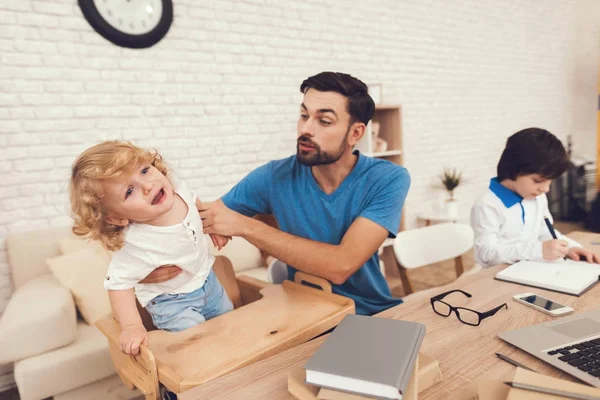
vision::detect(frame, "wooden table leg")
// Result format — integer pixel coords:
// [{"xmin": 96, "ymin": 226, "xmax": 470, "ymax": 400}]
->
[
  {"xmin": 454, "ymin": 255, "xmax": 464, "ymax": 277},
  {"xmin": 398, "ymin": 265, "xmax": 414, "ymax": 295}
]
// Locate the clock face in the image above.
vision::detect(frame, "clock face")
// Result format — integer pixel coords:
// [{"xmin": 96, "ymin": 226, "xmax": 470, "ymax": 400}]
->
[
  {"xmin": 79, "ymin": 0, "xmax": 173, "ymax": 49},
  {"xmin": 94, "ymin": 0, "xmax": 162, "ymax": 36}
]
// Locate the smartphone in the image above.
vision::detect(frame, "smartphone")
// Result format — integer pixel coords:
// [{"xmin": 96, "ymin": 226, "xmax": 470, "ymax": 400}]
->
[{"xmin": 513, "ymin": 293, "xmax": 574, "ymax": 317}]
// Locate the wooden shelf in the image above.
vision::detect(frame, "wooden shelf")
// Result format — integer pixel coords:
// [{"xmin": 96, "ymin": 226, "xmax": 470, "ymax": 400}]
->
[
  {"xmin": 375, "ymin": 104, "xmax": 402, "ymax": 110},
  {"xmin": 355, "ymin": 104, "xmax": 404, "ymax": 283},
  {"xmin": 368, "ymin": 150, "xmax": 402, "ymax": 158},
  {"xmin": 356, "ymin": 105, "xmax": 402, "ymax": 165}
]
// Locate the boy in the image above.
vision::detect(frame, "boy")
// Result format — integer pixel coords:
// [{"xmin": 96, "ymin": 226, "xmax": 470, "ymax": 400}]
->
[
  {"xmin": 70, "ymin": 141, "xmax": 232, "ymax": 356},
  {"xmin": 470, "ymin": 128, "xmax": 600, "ymax": 267}
]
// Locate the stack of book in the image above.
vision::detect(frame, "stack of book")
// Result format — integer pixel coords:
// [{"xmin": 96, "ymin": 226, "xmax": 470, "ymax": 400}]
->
[{"xmin": 287, "ymin": 315, "xmax": 426, "ymax": 400}]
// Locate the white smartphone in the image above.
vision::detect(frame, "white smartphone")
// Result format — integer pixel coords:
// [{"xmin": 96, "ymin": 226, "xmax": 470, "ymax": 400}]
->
[{"xmin": 513, "ymin": 293, "xmax": 574, "ymax": 317}]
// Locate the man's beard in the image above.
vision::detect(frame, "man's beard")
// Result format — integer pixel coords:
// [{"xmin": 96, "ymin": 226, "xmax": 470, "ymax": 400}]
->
[{"xmin": 296, "ymin": 127, "xmax": 350, "ymax": 167}]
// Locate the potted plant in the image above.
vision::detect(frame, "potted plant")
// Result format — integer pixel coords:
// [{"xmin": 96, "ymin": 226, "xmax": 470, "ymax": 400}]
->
[{"xmin": 440, "ymin": 168, "xmax": 462, "ymax": 217}]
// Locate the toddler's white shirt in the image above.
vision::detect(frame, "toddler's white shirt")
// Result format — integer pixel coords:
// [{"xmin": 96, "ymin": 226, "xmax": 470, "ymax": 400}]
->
[{"xmin": 104, "ymin": 181, "xmax": 213, "ymax": 307}]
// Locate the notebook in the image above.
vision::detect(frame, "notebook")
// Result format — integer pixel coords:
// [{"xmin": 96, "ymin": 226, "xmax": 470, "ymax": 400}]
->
[
  {"xmin": 476, "ymin": 367, "xmax": 600, "ymax": 400},
  {"xmin": 506, "ymin": 367, "xmax": 600, "ymax": 400},
  {"xmin": 495, "ymin": 259, "xmax": 600, "ymax": 296},
  {"xmin": 304, "ymin": 314, "xmax": 426, "ymax": 400}
]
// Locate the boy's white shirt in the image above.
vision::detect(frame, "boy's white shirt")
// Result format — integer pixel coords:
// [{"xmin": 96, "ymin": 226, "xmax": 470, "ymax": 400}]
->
[
  {"xmin": 470, "ymin": 178, "xmax": 582, "ymax": 268},
  {"xmin": 104, "ymin": 180, "xmax": 214, "ymax": 307}
]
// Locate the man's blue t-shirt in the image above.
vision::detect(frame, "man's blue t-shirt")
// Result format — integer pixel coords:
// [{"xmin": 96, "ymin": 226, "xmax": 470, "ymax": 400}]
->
[{"xmin": 221, "ymin": 151, "xmax": 410, "ymax": 315}]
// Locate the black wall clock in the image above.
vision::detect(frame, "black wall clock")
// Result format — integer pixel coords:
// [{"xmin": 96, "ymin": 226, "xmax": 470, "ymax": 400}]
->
[{"xmin": 78, "ymin": 0, "xmax": 173, "ymax": 49}]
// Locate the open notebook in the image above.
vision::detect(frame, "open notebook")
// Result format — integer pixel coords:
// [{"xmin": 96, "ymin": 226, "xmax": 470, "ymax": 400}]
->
[{"xmin": 495, "ymin": 260, "xmax": 600, "ymax": 296}]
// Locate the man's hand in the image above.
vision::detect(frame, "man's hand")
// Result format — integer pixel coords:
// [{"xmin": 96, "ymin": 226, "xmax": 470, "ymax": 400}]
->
[
  {"xmin": 567, "ymin": 247, "xmax": 600, "ymax": 263},
  {"xmin": 199, "ymin": 200, "xmax": 249, "ymax": 237},
  {"xmin": 138, "ymin": 264, "xmax": 182, "ymax": 284},
  {"xmin": 196, "ymin": 198, "xmax": 231, "ymax": 250},
  {"xmin": 542, "ymin": 239, "xmax": 569, "ymax": 261},
  {"xmin": 120, "ymin": 323, "xmax": 148, "ymax": 356}
]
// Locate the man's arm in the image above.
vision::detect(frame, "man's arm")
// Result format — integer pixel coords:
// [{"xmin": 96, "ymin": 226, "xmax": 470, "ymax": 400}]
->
[{"xmin": 200, "ymin": 201, "xmax": 388, "ymax": 284}]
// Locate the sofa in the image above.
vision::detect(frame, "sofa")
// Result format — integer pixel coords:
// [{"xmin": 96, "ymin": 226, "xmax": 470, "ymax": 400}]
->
[{"xmin": 0, "ymin": 226, "xmax": 270, "ymax": 400}]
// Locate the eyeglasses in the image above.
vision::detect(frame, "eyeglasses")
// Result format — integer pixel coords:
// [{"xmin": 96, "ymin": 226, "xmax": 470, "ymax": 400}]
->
[{"xmin": 430, "ymin": 289, "xmax": 508, "ymax": 326}]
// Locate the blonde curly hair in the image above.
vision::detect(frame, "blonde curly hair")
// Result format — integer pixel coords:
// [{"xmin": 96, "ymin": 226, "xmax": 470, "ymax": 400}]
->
[{"xmin": 70, "ymin": 141, "xmax": 169, "ymax": 251}]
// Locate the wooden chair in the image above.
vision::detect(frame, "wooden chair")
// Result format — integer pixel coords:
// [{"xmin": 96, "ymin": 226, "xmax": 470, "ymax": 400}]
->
[
  {"xmin": 96, "ymin": 255, "xmax": 354, "ymax": 400},
  {"xmin": 392, "ymin": 223, "xmax": 474, "ymax": 295}
]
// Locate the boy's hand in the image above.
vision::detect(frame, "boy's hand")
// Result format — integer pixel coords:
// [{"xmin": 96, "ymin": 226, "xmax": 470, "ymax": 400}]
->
[
  {"xmin": 120, "ymin": 324, "xmax": 148, "ymax": 356},
  {"xmin": 210, "ymin": 233, "xmax": 231, "ymax": 251},
  {"xmin": 567, "ymin": 247, "xmax": 600, "ymax": 263},
  {"xmin": 542, "ymin": 239, "xmax": 569, "ymax": 261}
]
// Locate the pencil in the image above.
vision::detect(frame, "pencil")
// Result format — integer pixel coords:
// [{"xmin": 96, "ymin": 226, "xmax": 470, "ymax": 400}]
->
[{"xmin": 495, "ymin": 352, "xmax": 535, "ymax": 372}]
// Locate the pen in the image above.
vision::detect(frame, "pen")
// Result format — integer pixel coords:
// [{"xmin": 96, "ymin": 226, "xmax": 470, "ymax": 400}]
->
[
  {"xmin": 545, "ymin": 216, "xmax": 567, "ymax": 260},
  {"xmin": 495, "ymin": 352, "xmax": 536, "ymax": 372},
  {"xmin": 504, "ymin": 381, "xmax": 600, "ymax": 400}
]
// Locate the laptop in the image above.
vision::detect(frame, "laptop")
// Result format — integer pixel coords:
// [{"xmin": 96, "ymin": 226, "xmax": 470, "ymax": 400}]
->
[{"xmin": 499, "ymin": 309, "xmax": 600, "ymax": 387}]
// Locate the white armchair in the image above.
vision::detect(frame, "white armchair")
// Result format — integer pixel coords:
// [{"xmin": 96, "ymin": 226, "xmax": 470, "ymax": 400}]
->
[
  {"xmin": 0, "ymin": 227, "xmax": 119, "ymax": 400},
  {"xmin": 0, "ymin": 226, "xmax": 272, "ymax": 400},
  {"xmin": 0, "ymin": 274, "xmax": 76, "ymax": 364}
]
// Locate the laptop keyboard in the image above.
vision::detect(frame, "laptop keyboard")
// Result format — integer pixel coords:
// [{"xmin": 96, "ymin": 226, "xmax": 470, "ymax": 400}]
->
[{"xmin": 547, "ymin": 338, "xmax": 600, "ymax": 376}]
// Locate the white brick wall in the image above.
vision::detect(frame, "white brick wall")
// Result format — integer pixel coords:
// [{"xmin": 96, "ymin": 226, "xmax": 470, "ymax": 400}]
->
[{"xmin": 0, "ymin": 0, "xmax": 598, "ymax": 371}]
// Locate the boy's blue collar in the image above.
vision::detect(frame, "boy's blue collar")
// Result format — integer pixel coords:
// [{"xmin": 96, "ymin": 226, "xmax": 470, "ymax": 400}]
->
[{"xmin": 489, "ymin": 177, "xmax": 522, "ymax": 208}]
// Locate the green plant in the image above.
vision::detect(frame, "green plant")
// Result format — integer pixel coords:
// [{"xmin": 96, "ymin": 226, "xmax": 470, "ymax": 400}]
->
[{"xmin": 440, "ymin": 168, "xmax": 462, "ymax": 201}]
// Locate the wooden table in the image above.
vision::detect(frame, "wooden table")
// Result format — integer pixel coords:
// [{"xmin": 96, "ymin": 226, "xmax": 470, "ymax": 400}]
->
[{"xmin": 180, "ymin": 231, "xmax": 600, "ymax": 400}]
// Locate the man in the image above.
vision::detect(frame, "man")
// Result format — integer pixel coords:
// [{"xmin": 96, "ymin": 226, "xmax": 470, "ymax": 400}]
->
[
  {"xmin": 144, "ymin": 72, "xmax": 410, "ymax": 314},
  {"xmin": 198, "ymin": 72, "xmax": 411, "ymax": 315}
]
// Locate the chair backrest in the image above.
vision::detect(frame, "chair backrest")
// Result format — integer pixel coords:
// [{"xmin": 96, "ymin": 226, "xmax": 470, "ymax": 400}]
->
[
  {"xmin": 392, "ymin": 223, "xmax": 474, "ymax": 269},
  {"xmin": 212, "ymin": 255, "xmax": 243, "ymax": 309},
  {"xmin": 209, "ymin": 237, "xmax": 265, "ymax": 273},
  {"xmin": 267, "ymin": 259, "xmax": 289, "ymax": 284}
]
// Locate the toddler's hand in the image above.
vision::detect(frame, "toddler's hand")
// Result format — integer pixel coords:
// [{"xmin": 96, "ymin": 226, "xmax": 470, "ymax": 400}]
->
[
  {"xmin": 120, "ymin": 324, "xmax": 148, "ymax": 356},
  {"xmin": 210, "ymin": 234, "xmax": 231, "ymax": 250},
  {"xmin": 542, "ymin": 239, "xmax": 569, "ymax": 261}
]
